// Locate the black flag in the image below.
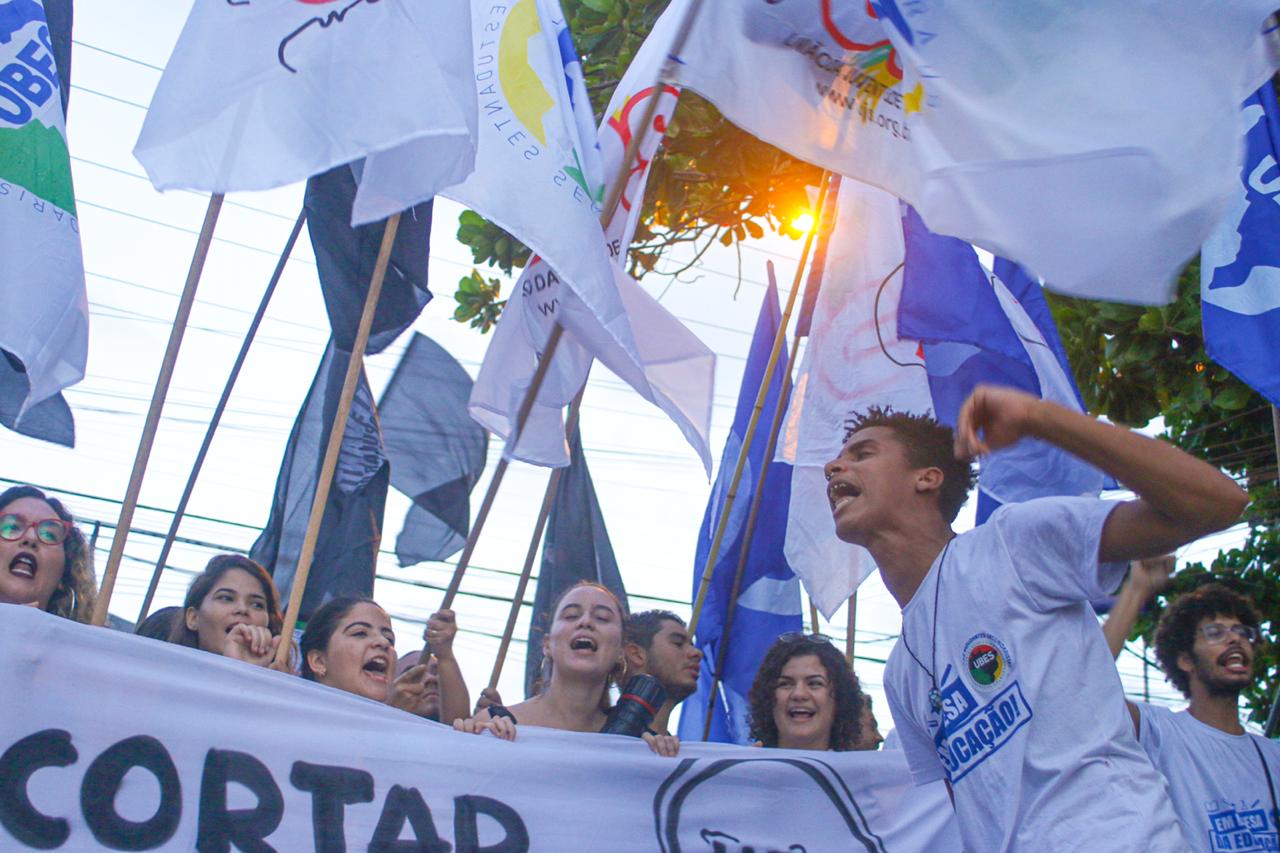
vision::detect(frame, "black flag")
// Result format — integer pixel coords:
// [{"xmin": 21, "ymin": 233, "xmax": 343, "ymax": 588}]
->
[
  {"xmin": 378, "ymin": 333, "xmax": 488, "ymax": 565},
  {"xmin": 250, "ymin": 342, "xmax": 388, "ymax": 619},
  {"xmin": 524, "ymin": 428, "xmax": 628, "ymax": 697}
]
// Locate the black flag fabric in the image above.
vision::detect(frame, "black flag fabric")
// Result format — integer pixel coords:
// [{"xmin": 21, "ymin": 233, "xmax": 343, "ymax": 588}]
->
[
  {"xmin": 304, "ymin": 163, "xmax": 434, "ymax": 355},
  {"xmin": 378, "ymin": 333, "xmax": 488, "ymax": 566},
  {"xmin": 250, "ymin": 342, "xmax": 389, "ymax": 620},
  {"xmin": 0, "ymin": 0, "xmax": 75, "ymax": 448},
  {"xmin": 523, "ymin": 427, "xmax": 628, "ymax": 698}
]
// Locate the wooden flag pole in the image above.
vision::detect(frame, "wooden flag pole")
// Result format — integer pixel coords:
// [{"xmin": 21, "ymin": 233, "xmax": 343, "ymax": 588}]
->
[
  {"xmin": 91, "ymin": 193, "xmax": 225, "ymax": 627},
  {"xmin": 701, "ymin": 290, "xmax": 803, "ymax": 738},
  {"xmin": 273, "ymin": 213, "xmax": 401, "ymax": 666},
  {"xmin": 440, "ymin": 0, "xmax": 706, "ymax": 610},
  {"xmin": 137, "ymin": 208, "xmax": 307, "ymax": 624},
  {"xmin": 687, "ymin": 172, "xmax": 834, "ymax": 638},
  {"xmin": 844, "ymin": 594, "xmax": 855, "ymax": 660},
  {"xmin": 809, "ymin": 599, "xmax": 821, "ymax": 636},
  {"xmin": 486, "ymin": 391, "xmax": 586, "ymax": 690}
]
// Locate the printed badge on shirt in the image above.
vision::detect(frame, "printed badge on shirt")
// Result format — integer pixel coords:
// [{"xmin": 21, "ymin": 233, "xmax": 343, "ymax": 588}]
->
[
  {"xmin": 928, "ymin": 633, "xmax": 1032, "ymax": 782},
  {"xmin": 1207, "ymin": 798, "xmax": 1277, "ymax": 852}
]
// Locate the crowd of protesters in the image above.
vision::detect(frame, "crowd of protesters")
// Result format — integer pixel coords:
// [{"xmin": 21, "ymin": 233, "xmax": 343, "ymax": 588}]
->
[{"xmin": 2, "ymin": 384, "xmax": 1277, "ymax": 850}]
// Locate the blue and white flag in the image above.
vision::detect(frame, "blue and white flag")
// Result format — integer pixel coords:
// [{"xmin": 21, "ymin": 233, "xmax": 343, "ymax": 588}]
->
[
  {"xmin": 681, "ymin": 282, "xmax": 802, "ymax": 745},
  {"xmin": 660, "ymin": 0, "xmax": 1279, "ymax": 303},
  {"xmin": 1201, "ymin": 82, "xmax": 1280, "ymax": 407},
  {"xmin": 898, "ymin": 205, "xmax": 1107, "ymax": 523}
]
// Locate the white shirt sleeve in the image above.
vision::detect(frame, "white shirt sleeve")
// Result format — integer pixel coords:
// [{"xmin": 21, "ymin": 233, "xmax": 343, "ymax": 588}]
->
[
  {"xmin": 1134, "ymin": 701, "xmax": 1168, "ymax": 757},
  {"xmin": 885, "ymin": 674, "xmax": 946, "ymax": 786},
  {"xmin": 992, "ymin": 496, "xmax": 1127, "ymax": 613}
]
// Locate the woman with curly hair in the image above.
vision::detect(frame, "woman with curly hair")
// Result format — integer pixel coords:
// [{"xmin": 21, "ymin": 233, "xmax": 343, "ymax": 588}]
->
[
  {"xmin": 0, "ymin": 484, "xmax": 96, "ymax": 622},
  {"xmin": 747, "ymin": 634, "xmax": 863, "ymax": 751},
  {"xmin": 168, "ymin": 554, "xmax": 284, "ymax": 668}
]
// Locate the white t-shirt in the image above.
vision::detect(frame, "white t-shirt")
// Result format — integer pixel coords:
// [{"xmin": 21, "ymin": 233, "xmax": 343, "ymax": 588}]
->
[
  {"xmin": 884, "ymin": 497, "xmax": 1188, "ymax": 852},
  {"xmin": 1137, "ymin": 703, "xmax": 1280, "ymax": 851}
]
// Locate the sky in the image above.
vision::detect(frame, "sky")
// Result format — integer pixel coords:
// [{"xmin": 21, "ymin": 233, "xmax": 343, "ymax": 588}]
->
[{"xmin": 6, "ymin": 0, "xmax": 1249, "ymax": 731}]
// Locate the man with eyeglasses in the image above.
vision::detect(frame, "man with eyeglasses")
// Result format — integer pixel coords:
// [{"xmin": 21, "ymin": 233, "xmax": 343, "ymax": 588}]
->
[{"xmin": 1105, "ymin": 572, "xmax": 1279, "ymax": 850}]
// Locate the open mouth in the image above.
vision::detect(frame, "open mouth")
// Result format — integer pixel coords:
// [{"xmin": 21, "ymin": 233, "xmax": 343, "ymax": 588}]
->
[
  {"xmin": 827, "ymin": 480, "xmax": 861, "ymax": 512},
  {"xmin": 8, "ymin": 552, "xmax": 37, "ymax": 580},
  {"xmin": 569, "ymin": 635, "xmax": 598, "ymax": 652},
  {"xmin": 363, "ymin": 656, "xmax": 390, "ymax": 681},
  {"xmin": 1219, "ymin": 649, "xmax": 1250, "ymax": 675},
  {"xmin": 786, "ymin": 707, "xmax": 816, "ymax": 721}
]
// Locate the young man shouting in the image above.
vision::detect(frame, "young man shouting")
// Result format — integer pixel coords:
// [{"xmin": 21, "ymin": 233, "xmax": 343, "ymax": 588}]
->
[
  {"xmin": 1105, "ymin": 573, "xmax": 1279, "ymax": 850},
  {"xmin": 825, "ymin": 386, "xmax": 1246, "ymax": 851}
]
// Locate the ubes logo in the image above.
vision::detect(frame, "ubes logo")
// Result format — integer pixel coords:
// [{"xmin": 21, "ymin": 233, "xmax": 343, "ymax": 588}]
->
[
  {"xmin": 653, "ymin": 757, "xmax": 887, "ymax": 853},
  {"xmin": 963, "ymin": 633, "xmax": 1012, "ymax": 691}
]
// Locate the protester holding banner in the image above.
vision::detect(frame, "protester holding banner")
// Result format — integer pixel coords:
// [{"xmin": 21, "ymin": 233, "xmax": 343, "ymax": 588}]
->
[
  {"xmin": 0, "ymin": 485, "xmax": 96, "ymax": 622},
  {"xmin": 1105, "ymin": 574, "xmax": 1280, "ymax": 849},
  {"xmin": 458, "ymin": 582, "xmax": 626, "ymax": 739},
  {"xmin": 747, "ymin": 633, "xmax": 863, "ymax": 751},
  {"xmin": 300, "ymin": 596, "xmax": 407, "ymax": 704},
  {"xmin": 167, "ymin": 554, "xmax": 284, "ymax": 668},
  {"xmin": 827, "ymin": 387, "xmax": 1247, "ymax": 851}
]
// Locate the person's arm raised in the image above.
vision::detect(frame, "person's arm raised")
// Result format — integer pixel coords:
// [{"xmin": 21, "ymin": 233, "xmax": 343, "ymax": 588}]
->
[
  {"xmin": 954, "ymin": 386, "xmax": 1247, "ymax": 563},
  {"xmin": 425, "ymin": 609, "xmax": 472, "ymax": 725},
  {"xmin": 1102, "ymin": 556, "xmax": 1174, "ymax": 660}
]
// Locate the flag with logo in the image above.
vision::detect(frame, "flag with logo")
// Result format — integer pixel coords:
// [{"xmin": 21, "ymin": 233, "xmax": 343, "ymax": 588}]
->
[
  {"xmin": 378, "ymin": 333, "xmax": 489, "ymax": 566},
  {"xmin": 455, "ymin": 0, "xmax": 714, "ymax": 472},
  {"xmin": 780, "ymin": 179, "xmax": 1103, "ymax": 616},
  {"xmin": 250, "ymin": 341, "xmax": 388, "ymax": 619},
  {"xmin": 1201, "ymin": 81, "xmax": 1280, "ymax": 407},
  {"xmin": 524, "ymin": 426, "xmax": 628, "ymax": 698},
  {"xmin": 658, "ymin": 0, "xmax": 1278, "ymax": 304},
  {"xmin": 0, "ymin": 0, "xmax": 84, "ymax": 447},
  {"xmin": 134, "ymin": 0, "xmax": 476, "ymax": 224},
  {"xmin": 681, "ymin": 281, "xmax": 802, "ymax": 744}
]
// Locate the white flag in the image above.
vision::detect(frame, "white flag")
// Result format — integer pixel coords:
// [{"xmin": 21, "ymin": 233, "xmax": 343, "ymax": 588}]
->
[
  {"xmin": 662, "ymin": 0, "xmax": 1279, "ymax": 304},
  {"xmin": 460, "ymin": 0, "xmax": 714, "ymax": 472},
  {"xmin": 779, "ymin": 180, "xmax": 929, "ymax": 618},
  {"xmin": 134, "ymin": 0, "xmax": 476, "ymax": 225},
  {"xmin": 0, "ymin": 3, "xmax": 87, "ymax": 427}
]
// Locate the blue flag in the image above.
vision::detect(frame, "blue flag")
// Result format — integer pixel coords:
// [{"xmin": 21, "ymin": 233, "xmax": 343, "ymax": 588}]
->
[
  {"xmin": 680, "ymin": 283, "xmax": 802, "ymax": 744},
  {"xmin": 898, "ymin": 205, "xmax": 1105, "ymax": 524},
  {"xmin": 1201, "ymin": 82, "xmax": 1280, "ymax": 407}
]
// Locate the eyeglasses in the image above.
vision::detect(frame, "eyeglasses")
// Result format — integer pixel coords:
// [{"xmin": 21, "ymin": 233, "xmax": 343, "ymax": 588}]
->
[
  {"xmin": 1199, "ymin": 623, "xmax": 1260, "ymax": 645},
  {"xmin": 0, "ymin": 514, "xmax": 74, "ymax": 546},
  {"xmin": 778, "ymin": 632, "xmax": 833, "ymax": 645}
]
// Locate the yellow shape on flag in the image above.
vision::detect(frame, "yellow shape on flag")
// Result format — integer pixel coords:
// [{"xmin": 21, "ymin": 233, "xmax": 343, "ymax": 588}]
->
[
  {"xmin": 903, "ymin": 83, "xmax": 924, "ymax": 115},
  {"xmin": 499, "ymin": 0, "xmax": 555, "ymax": 147}
]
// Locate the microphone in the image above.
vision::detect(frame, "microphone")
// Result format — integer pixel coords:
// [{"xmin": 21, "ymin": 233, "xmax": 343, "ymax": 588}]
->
[{"xmin": 601, "ymin": 674, "xmax": 667, "ymax": 737}]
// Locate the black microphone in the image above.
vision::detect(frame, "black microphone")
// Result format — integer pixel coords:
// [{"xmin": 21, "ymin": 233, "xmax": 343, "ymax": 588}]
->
[{"xmin": 601, "ymin": 674, "xmax": 667, "ymax": 737}]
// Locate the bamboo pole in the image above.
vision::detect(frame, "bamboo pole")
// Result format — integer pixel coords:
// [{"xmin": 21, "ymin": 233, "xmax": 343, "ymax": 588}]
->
[
  {"xmin": 91, "ymin": 193, "xmax": 224, "ymax": 627},
  {"xmin": 701, "ymin": 265, "xmax": 804, "ymax": 739},
  {"xmin": 845, "ymin": 593, "xmax": 857, "ymax": 664},
  {"xmin": 137, "ymin": 208, "xmax": 307, "ymax": 624},
  {"xmin": 687, "ymin": 173, "xmax": 834, "ymax": 637},
  {"xmin": 809, "ymin": 599, "xmax": 821, "ymax": 636},
  {"xmin": 437, "ymin": 0, "xmax": 706, "ymax": 610},
  {"xmin": 273, "ymin": 213, "xmax": 401, "ymax": 666},
  {"xmin": 486, "ymin": 392, "xmax": 586, "ymax": 690}
]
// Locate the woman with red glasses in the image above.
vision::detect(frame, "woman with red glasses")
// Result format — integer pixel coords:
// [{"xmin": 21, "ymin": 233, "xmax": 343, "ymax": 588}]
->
[{"xmin": 0, "ymin": 484, "xmax": 96, "ymax": 622}]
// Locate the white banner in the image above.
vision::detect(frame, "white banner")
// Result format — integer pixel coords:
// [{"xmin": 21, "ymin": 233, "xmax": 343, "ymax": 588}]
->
[
  {"xmin": 0, "ymin": 606, "xmax": 958, "ymax": 851},
  {"xmin": 662, "ymin": 0, "xmax": 1279, "ymax": 304},
  {"xmin": 134, "ymin": 0, "xmax": 476, "ymax": 224}
]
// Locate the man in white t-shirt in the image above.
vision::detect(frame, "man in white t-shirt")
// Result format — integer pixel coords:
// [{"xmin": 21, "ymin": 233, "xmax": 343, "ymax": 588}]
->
[
  {"xmin": 1104, "ymin": 574, "xmax": 1279, "ymax": 850},
  {"xmin": 823, "ymin": 385, "xmax": 1248, "ymax": 851}
]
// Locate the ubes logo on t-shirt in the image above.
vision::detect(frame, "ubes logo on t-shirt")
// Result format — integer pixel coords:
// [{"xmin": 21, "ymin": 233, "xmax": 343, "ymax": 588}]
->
[{"xmin": 963, "ymin": 633, "xmax": 1013, "ymax": 691}]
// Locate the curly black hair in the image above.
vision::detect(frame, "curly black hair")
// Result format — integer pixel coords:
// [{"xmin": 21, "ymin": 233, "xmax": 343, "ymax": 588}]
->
[
  {"xmin": 0, "ymin": 484, "xmax": 96, "ymax": 622},
  {"xmin": 842, "ymin": 407, "xmax": 977, "ymax": 523},
  {"xmin": 1154, "ymin": 583, "xmax": 1262, "ymax": 698},
  {"xmin": 747, "ymin": 636, "xmax": 863, "ymax": 750}
]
